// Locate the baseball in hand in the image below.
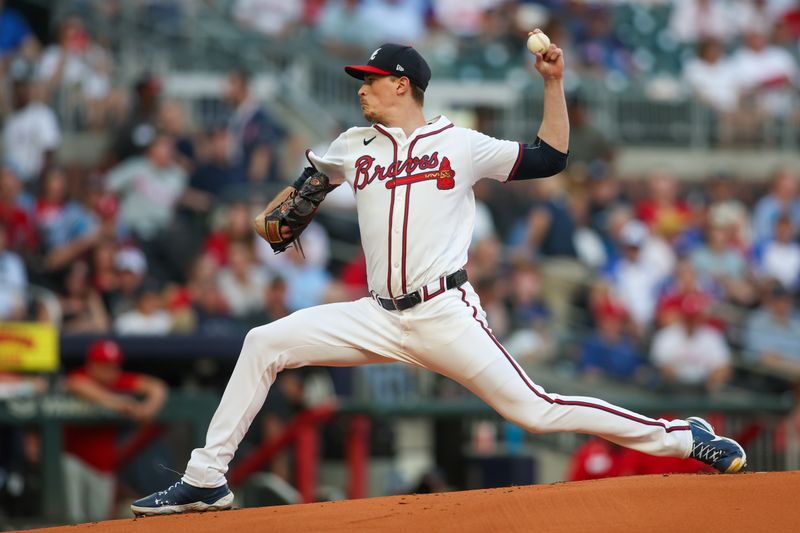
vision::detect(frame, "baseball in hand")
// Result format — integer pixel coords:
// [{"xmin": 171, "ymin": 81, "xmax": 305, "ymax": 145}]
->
[{"xmin": 527, "ymin": 31, "xmax": 551, "ymax": 55}]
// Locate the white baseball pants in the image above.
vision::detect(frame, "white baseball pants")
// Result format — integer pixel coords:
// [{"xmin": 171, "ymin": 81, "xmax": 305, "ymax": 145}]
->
[{"xmin": 183, "ymin": 282, "xmax": 692, "ymax": 488}]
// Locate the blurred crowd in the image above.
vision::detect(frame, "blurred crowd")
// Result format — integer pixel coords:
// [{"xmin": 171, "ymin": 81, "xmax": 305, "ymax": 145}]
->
[
  {"xmin": 1, "ymin": 1, "xmax": 800, "ymax": 523},
  {"xmin": 0, "ymin": 0, "xmax": 799, "ymax": 395}
]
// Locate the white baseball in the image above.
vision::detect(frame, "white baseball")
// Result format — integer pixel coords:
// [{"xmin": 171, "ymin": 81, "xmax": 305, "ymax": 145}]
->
[{"xmin": 526, "ymin": 32, "xmax": 551, "ymax": 55}]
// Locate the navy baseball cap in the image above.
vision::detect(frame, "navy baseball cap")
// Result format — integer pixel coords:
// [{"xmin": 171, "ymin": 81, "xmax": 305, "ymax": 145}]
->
[{"xmin": 345, "ymin": 43, "xmax": 431, "ymax": 91}]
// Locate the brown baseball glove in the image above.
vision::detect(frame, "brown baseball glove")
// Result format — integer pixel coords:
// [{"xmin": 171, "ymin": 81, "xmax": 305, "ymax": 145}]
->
[{"xmin": 257, "ymin": 167, "xmax": 332, "ymax": 255}]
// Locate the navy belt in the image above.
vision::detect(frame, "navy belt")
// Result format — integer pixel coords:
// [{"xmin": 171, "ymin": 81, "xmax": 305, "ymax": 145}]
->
[{"xmin": 372, "ymin": 269, "xmax": 468, "ymax": 311}]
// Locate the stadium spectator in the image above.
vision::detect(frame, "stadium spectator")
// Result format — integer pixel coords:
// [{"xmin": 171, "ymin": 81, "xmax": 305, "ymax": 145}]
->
[
  {"xmin": 656, "ymin": 258, "xmax": 717, "ymax": 328},
  {"xmin": 635, "ymin": 171, "xmax": 691, "ymax": 237},
  {"xmin": 730, "ymin": 0, "xmax": 789, "ymax": 36},
  {"xmin": 281, "ymin": 244, "xmax": 332, "ymax": 312},
  {"xmin": 565, "ymin": 95, "xmax": 615, "ymax": 171},
  {"xmin": 34, "ymin": 167, "xmax": 99, "ymax": 273},
  {"xmin": 568, "ymin": 437, "xmax": 713, "ymax": 482},
  {"xmin": 58, "ymin": 260, "xmax": 110, "ymax": 333},
  {"xmin": 586, "ymin": 169, "xmax": 626, "ymax": 252},
  {"xmin": 2, "ymin": 58, "xmax": 61, "ymax": 185},
  {"xmin": 105, "ymin": 133, "xmax": 190, "ymax": 280},
  {"xmin": 731, "ymin": 27, "xmax": 799, "ymax": 119},
  {"xmin": 108, "ymin": 246, "xmax": 147, "ymax": 316},
  {"xmin": 0, "ymin": 220, "xmax": 27, "ymax": 320},
  {"xmin": 751, "ymin": 214, "xmax": 800, "ymax": 292},
  {"xmin": 668, "ymin": 0, "xmax": 734, "ymax": 45},
  {"xmin": 157, "ymin": 100, "xmax": 196, "ymax": 172},
  {"xmin": 359, "ymin": 0, "xmax": 428, "ymax": 45},
  {"xmin": 567, "ymin": 438, "xmax": 627, "ymax": 481},
  {"xmin": 430, "ymin": 0, "xmax": 504, "ymax": 38},
  {"xmin": 185, "ymin": 254, "xmax": 219, "ymax": 303},
  {"xmin": 224, "ymin": 68, "xmax": 286, "ymax": 185},
  {"xmin": 88, "ymin": 190, "xmax": 129, "ymax": 244},
  {"xmin": 474, "ymin": 275, "xmax": 510, "ymax": 339},
  {"xmin": 602, "ymin": 220, "xmax": 669, "ymax": 331},
  {"xmin": 188, "ymin": 127, "xmax": 246, "ymax": 206},
  {"xmin": 110, "ymin": 73, "xmax": 161, "ymax": 163},
  {"xmin": 574, "ymin": 5, "xmax": 633, "ymax": 78},
  {"xmin": 62, "ymin": 339, "xmax": 167, "ymax": 523},
  {"xmin": 0, "ymin": 0, "xmax": 38, "ymax": 62},
  {"xmin": 704, "ymin": 174, "xmax": 751, "ymax": 248},
  {"xmin": 203, "ymin": 202, "xmax": 254, "ymax": 267},
  {"xmin": 181, "ymin": 255, "xmax": 238, "ymax": 334},
  {"xmin": 752, "ymin": 168, "xmax": 800, "ymax": 242},
  {"xmin": 570, "ymin": 189, "xmax": 607, "ymax": 270},
  {"xmin": 106, "ymin": 133, "xmax": 187, "ymax": 242},
  {"xmin": 0, "ymin": 163, "xmax": 37, "ymax": 254},
  {"xmin": 317, "ymin": 0, "xmax": 373, "ymax": 56},
  {"xmin": 516, "ymin": 178, "xmax": 587, "ymax": 333},
  {"xmin": 114, "ymin": 279, "xmax": 172, "ymax": 335},
  {"xmin": 502, "ymin": 261, "xmax": 553, "ymax": 361},
  {"xmin": 232, "ymin": 0, "xmax": 302, "ymax": 39},
  {"xmin": 90, "ymin": 238, "xmax": 120, "ymax": 312},
  {"xmin": 650, "ymin": 293, "xmax": 731, "ymax": 392},
  {"xmin": 744, "ymin": 285, "xmax": 800, "ymax": 380},
  {"xmin": 467, "ymin": 235, "xmax": 503, "ymax": 284},
  {"xmin": 338, "ymin": 251, "xmax": 368, "ymax": 300},
  {"xmin": 138, "ymin": 0, "xmax": 189, "ymax": 39},
  {"xmin": 578, "ymin": 302, "xmax": 646, "ymax": 384},
  {"xmin": 690, "ymin": 212, "xmax": 756, "ymax": 306},
  {"xmin": 683, "ymin": 39, "xmax": 742, "ymax": 144},
  {"xmin": 37, "ymin": 14, "xmax": 122, "ymax": 129},
  {"xmin": 244, "ymin": 275, "xmax": 290, "ymax": 328},
  {"xmin": 217, "ymin": 240, "xmax": 268, "ymax": 318}
]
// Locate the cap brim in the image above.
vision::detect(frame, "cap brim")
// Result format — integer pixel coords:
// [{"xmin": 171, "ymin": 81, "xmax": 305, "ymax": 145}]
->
[{"xmin": 344, "ymin": 65, "xmax": 392, "ymax": 80}]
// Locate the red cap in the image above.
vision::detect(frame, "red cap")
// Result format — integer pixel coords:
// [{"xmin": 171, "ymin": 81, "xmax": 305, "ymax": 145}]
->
[{"xmin": 87, "ymin": 340, "xmax": 123, "ymax": 365}]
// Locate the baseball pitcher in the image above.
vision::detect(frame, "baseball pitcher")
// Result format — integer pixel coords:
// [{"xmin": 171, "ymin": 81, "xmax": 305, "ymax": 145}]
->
[{"xmin": 132, "ymin": 31, "xmax": 745, "ymax": 516}]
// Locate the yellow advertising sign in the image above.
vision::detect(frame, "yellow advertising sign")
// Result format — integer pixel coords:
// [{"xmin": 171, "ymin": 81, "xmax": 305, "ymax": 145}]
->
[{"xmin": 0, "ymin": 323, "xmax": 59, "ymax": 372}]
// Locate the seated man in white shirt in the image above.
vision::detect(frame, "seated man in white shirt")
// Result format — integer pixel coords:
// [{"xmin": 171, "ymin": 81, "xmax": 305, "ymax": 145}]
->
[
  {"xmin": 651, "ymin": 293, "xmax": 731, "ymax": 393},
  {"xmin": 2, "ymin": 58, "xmax": 61, "ymax": 185}
]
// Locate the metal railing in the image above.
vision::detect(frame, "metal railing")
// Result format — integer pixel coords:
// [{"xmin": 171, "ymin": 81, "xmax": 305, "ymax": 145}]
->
[
  {"xmin": 348, "ymin": 360, "xmax": 797, "ymax": 472},
  {"xmin": 32, "ymin": 0, "xmax": 800, "ymax": 150}
]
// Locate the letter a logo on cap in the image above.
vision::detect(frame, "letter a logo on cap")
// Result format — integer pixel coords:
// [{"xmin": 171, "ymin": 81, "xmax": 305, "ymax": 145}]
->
[{"xmin": 370, "ymin": 48, "xmax": 381, "ymax": 61}]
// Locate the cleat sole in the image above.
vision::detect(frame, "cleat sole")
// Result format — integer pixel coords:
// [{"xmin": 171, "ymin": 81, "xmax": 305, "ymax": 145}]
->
[{"xmin": 131, "ymin": 491, "xmax": 234, "ymax": 516}]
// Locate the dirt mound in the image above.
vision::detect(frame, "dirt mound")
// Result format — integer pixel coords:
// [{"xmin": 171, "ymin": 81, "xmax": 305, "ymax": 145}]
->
[{"xmin": 25, "ymin": 471, "xmax": 800, "ymax": 533}]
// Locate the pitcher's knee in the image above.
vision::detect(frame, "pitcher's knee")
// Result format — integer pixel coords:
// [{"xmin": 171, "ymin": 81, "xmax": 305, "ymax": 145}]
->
[
  {"xmin": 496, "ymin": 405, "xmax": 551, "ymax": 434},
  {"xmin": 241, "ymin": 324, "xmax": 290, "ymax": 363},
  {"xmin": 242, "ymin": 325, "xmax": 275, "ymax": 354}
]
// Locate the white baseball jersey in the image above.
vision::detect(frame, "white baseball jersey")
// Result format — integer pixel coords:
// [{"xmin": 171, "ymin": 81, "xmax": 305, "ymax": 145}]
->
[
  {"xmin": 308, "ymin": 115, "xmax": 521, "ymax": 298},
  {"xmin": 182, "ymin": 116, "xmax": 697, "ymax": 491}
]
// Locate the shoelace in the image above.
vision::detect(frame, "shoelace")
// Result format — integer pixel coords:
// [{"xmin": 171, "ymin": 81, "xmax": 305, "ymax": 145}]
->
[
  {"xmin": 691, "ymin": 441, "xmax": 725, "ymax": 464},
  {"xmin": 158, "ymin": 481, "xmax": 183, "ymax": 496}
]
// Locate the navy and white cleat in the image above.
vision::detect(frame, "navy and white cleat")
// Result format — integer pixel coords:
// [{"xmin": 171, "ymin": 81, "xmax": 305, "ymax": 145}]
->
[
  {"xmin": 131, "ymin": 480, "xmax": 234, "ymax": 516},
  {"xmin": 687, "ymin": 417, "xmax": 747, "ymax": 473}
]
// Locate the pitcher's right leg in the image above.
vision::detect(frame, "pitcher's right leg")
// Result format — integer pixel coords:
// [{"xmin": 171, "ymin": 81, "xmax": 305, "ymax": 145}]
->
[{"xmin": 132, "ymin": 298, "xmax": 399, "ymax": 515}]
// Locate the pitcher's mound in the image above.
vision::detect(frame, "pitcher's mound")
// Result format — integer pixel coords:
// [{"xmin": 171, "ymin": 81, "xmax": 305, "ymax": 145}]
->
[{"xmin": 26, "ymin": 471, "xmax": 800, "ymax": 533}]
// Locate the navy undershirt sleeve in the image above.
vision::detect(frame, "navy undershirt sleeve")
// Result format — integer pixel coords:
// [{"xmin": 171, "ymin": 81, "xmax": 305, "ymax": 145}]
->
[{"xmin": 508, "ymin": 137, "xmax": 569, "ymax": 181}]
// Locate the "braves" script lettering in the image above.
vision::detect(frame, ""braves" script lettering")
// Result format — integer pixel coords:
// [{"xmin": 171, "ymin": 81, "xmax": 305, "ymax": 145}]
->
[{"xmin": 354, "ymin": 152, "xmax": 441, "ymax": 190}]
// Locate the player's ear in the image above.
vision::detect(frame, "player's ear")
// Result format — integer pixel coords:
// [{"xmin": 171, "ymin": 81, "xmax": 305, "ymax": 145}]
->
[{"xmin": 396, "ymin": 76, "xmax": 411, "ymax": 96}]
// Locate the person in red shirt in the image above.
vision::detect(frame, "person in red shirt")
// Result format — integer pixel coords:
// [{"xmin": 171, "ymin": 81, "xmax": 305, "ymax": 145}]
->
[
  {"xmin": 568, "ymin": 436, "xmax": 714, "ymax": 482},
  {"xmin": 635, "ymin": 171, "xmax": 691, "ymax": 236},
  {"xmin": 62, "ymin": 340, "xmax": 167, "ymax": 523},
  {"xmin": 0, "ymin": 162, "xmax": 37, "ymax": 254}
]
